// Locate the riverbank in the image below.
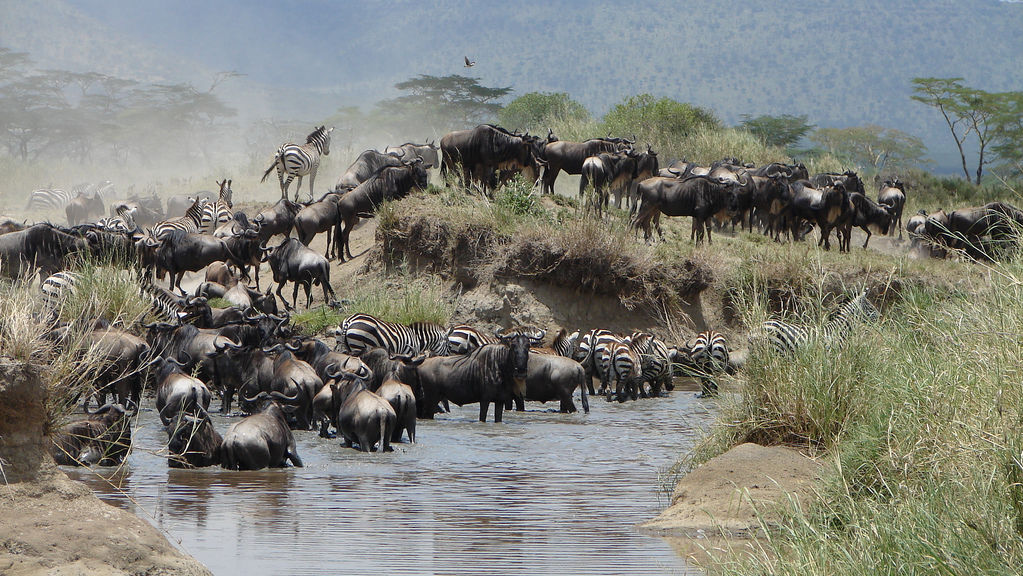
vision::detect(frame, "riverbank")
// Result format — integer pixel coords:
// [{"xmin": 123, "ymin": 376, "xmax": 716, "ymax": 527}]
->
[{"xmin": 0, "ymin": 360, "xmax": 212, "ymax": 576}]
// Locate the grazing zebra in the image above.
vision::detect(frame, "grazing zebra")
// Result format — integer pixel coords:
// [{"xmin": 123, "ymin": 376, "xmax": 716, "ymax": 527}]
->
[
  {"xmin": 96, "ymin": 205, "xmax": 139, "ymax": 234},
  {"xmin": 26, "ymin": 188, "xmax": 74, "ymax": 211},
  {"xmin": 757, "ymin": 291, "xmax": 879, "ymax": 355},
  {"xmin": 201, "ymin": 179, "xmax": 234, "ymax": 234},
  {"xmin": 683, "ymin": 330, "xmax": 730, "ymax": 397},
  {"xmin": 624, "ymin": 332, "xmax": 674, "ymax": 396},
  {"xmin": 152, "ymin": 197, "xmax": 206, "ymax": 240},
  {"xmin": 337, "ymin": 313, "xmax": 448, "ymax": 356},
  {"xmin": 40, "ymin": 271, "xmax": 81, "ymax": 310},
  {"xmin": 261, "ymin": 126, "xmax": 333, "ymax": 202},
  {"xmin": 446, "ymin": 324, "xmax": 499, "ymax": 355}
]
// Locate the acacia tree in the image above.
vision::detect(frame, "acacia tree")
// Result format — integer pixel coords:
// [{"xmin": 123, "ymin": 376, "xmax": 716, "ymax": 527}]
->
[
  {"xmin": 811, "ymin": 125, "xmax": 927, "ymax": 174},
  {"xmin": 912, "ymin": 77, "xmax": 1022, "ymax": 185},
  {"xmin": 498, "ymin": 92, "xmax": 589, "ymax": 133},
  {"xmin": 377, "ymin": 74, "xmax": 512, "ymax": 135},
  {"xmin": 739, "ymin": 113, "xmax": 815, "ymax": 150}
]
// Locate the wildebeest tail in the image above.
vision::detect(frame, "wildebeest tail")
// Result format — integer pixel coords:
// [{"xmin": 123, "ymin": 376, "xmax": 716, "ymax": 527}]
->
[{"xmin": 578, "ymin": 368, "xmax": 589, "ymax": 413}]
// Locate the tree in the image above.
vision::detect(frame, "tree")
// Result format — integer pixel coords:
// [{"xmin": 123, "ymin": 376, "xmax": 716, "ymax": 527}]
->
[
  {"xmin": 992, "ymin": 92, "xmax": 1023, "ymax": 175},
  {"xmin": 601, "ymin": 94, "xmax": 719, "ymax": 149},
  {"xmin": 377, "ymin": 74, "xmax": 512, "ymax": 135},
  {"xmin": 911, "ymin": 77, "xmax": 1022, "ymax": 185},
  {"xmin": 739, "ymin": 114, "xmax": 815, "ymax": 150},
  {"xmin": 498, "ymin": 92, "xmax": 590, "ymax": 133},
  {"xmin": 811, "ymin": 125, "xmax": 927, "ymax": 174}
]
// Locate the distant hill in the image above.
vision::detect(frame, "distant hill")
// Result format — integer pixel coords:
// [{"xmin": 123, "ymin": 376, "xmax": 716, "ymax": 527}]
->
[{"xmin": 3, "ymin": 0, "xmax": 1022, "ymax": 171}]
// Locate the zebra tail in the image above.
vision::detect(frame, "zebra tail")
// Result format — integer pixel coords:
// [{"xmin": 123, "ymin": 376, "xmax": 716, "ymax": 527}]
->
[{"xmin": 260, "ymin": 153, "xmax": 280, "ymax": 183}]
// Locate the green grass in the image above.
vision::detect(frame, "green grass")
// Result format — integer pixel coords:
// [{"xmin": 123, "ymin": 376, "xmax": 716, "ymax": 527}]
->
[{"xmin": 675, "ymin": 264, "xmax": 1023, "ymax": 574}]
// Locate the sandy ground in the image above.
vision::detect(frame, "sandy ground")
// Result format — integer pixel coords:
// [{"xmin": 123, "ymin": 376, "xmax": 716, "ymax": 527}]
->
[{"xmin": 640, "ymin": 442, "xmax": 824, "ymax": 567}]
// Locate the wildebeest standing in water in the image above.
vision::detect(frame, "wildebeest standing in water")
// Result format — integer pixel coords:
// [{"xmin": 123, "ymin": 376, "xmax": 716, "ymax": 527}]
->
[
  {"xmin": 220, "ymin": 395, "xmax": 304, "ymax": 470},
  {"xmin": 51, "ymin": 403, "xmax": 132, "ymax": 466}
]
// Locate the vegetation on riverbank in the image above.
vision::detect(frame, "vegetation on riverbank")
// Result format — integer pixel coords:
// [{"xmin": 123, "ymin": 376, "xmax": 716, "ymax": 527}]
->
[{"xmin": 673, "ymin": 256, "xmax": 1023, "ymax": 573}]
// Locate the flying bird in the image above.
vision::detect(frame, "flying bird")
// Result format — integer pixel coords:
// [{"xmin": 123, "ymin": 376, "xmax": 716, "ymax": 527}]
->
[{"xmin": 464, "ymin": 56, "xmax": 476, "ymax": 68}]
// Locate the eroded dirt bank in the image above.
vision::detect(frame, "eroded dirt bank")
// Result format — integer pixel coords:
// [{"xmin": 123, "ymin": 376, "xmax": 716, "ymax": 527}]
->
[{"xmin": 0, "ymin": 360, "xmax": 213, "ymax": 576}]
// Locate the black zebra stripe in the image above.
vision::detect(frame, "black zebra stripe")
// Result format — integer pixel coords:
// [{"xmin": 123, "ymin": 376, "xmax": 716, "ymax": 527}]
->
[
  {"xmin": 338, "ymin": 313, "xmax": 448, "ymax": 356},
  {"xmin": 261, "ymin": 126, "xmax": 333, "ymax": 201}
]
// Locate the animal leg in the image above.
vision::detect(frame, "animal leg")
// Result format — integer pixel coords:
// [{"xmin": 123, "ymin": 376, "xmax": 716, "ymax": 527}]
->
[{"xmin": 479, "ymin": 401, "xmax": 490, "ymax": 422}]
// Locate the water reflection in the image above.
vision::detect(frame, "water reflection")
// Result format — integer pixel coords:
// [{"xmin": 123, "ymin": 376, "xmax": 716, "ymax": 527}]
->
[{"xmin": 67, "ymin": 388, "xmax": 716, "ymax": 575}]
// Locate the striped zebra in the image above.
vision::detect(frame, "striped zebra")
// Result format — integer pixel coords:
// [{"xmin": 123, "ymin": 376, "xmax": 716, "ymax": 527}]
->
[
  {"xmin": 446, "ymin": 324, "xmax": 498, "ymax": 355},
  {"xmin": 758, "ymin": 291, "xmax": 879, "ymax": 355},
  {"xmin": 552, "ymin": 328, "xmax": 580, "ymax": 358},
  {"xmin": 602, "ymin": 337, "xmax": 641, "ymax": 402},
  {"xmin": 96, "ymin": 205, "xmax": 139, "ymax": 234},
  {"xmin": 336, "ymin": 313, "xmax": 448, "ymax": 357},
  {"xmin": 40, "ymin": 270, "xmax": 81, "ymax": 310},
  {"xmin": 261, "ymin": 126, "xmax": 333, "ymax": 202},
  {"xmin": 200, "ymin": 179, "xmax": 234, "ymax": 234},
  {"xmin": 624, "ymin": 332, "xmax": 674, "ymax": 396},
  {"xmin": 26, "ymin": 188, "xmax": 74, "ymax": 211},
  {"xmin": 152, "ymin": 197, "xmax": 206, "ymax": 240},
  {"xmin": 683, "ymin": 330, "xmax": 730, "ymax": 397},
  {"xmin": 137, "ymin": 273, "xmax": 188, "ymax": 322}
]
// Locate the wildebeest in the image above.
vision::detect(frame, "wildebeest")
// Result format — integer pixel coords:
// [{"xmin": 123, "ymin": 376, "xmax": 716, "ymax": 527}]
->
[
  {"xmin": 376, "ymin": 377, "xmax": 417, "ymax": 443},
  {"xmin": 811, "ymin": 170, "xmax": 865, "ymax": 194},
  {"xmin": 66, "ymin": 193, "xmax": 105, "ymax": 226},
  {"xmin": 788, "ymin": 181, "xmax": 849, "ymax": 251},
  {"xmin": 263, "ymin": 237, "xmax": 336, "ymax": 310},
  {"xmin": 413, "ymin": 331, "xmax": 538, "ymax": 422},
  {"xmin": 80, "ymin": 326, "xmax": 153, "ymax": 414},
  {"xmin": 877, "ymin": 178, "xmax": 907, "ymax": 238},
  {"xmin": 385, "ymin": 141, "xmax": 440, "ymax": 168},
  {"xmin": 580, "ymin": 151, "xmax": 640, "ymax": 216},
  {"xmin": 0, "ymin": 217, "xmax": 27, "ymax": 236},
  {"xmin": 154, "ymin": 355, "xmax": 213, "ymax": 426},
  {"xmin": 334, "ymin": 159, "xmax": 429, "ymax": 262},
  {"xmin": 155, "ymin": 229, "xmax": 257, "ymax": 294},
  {"xmin": 254, "ymin": 198, "xmax": 302, "ymax": 244},
  {"xmin": 0, "ymin": 223, "xmax": 87, "ymax": 279},
  {"xmin": 839, "ymin": 192, "xmax": 894, "ymax": 250},
  {"xmin": 748, "ymin": 174, "xmax": 793, "ymax": 240},
  {"xmin": 220, "ymin": 396, "xmax": 304, "ymax": 470},
  {"xmin": 540, "ymin": 136, "xmax": 631, "ymax": 195},
  {"xmin": 294, "ymin": 191, "xmax": 343, "ymax": 259},
  {"xmin": 330, "ymin": 369, "xmax": 397, "ymax": 452},
  {"xmin": 440, "ymin": 124, "xmax": 545, "ymax": 193},
  {"xmin": 166, "ymin": 409, "xmax": 222, "ymax": 468},
  {"xmin": 511, "ymin": 351, "xmax": 589, "ymax": 413},
  {"xmin": 336, "ymin": 149, "xmax": 405, "ymax": 190},
  {"xmin": 631, "ymin": 175, "xmax": 740, "ymax": 243},
  {"xmin": 267, "ymin": 350, "xmax": 322, "ymax": 430},
  {"xmin": 50, "ymin": 403, "xmax": 132, "ymax": 466}
]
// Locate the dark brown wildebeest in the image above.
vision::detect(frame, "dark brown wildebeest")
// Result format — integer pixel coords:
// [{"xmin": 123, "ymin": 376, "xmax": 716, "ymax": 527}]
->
[
  {"xmin": 294, "ymin": 191, "xmax": 343, "ymax": 260},
  {"xmin": 262, "ymin": 237, "xmax": 336, "ymax": 310},
  {"xmin": 412, "ymin": 330, "xmax": 539, "ymax": 423},
  {"xmin": 788, "ymin": 181, "xmax": 850, "ymax": 251},
  {"xmin": 811, "ymin": 170, "xmax": 865, "ymax": 194},
  {"xmin": 375, "ymin": 377, "xmax": 417, "ymax": 443},
  {"xmin": 877, "ymin": 178, "xmax": 907, "ymax": 238},
  {"xmin": 266, "ymin": 350, "xmax": 322, "ymax": 430},
  {"xmin": 440, "ymin": 124, "xmax": 546, "ymax": 193},
  {"xmin": 837, "ymin": 192, "xmax": 894, "ymax": 251},
  {"xmin": 631, "ymin": 175, "xmax": 740, "ymax": 244},
  {"xmin": 154, "ymin": 355, "xmax": 213, "ymax": 426},
  {"xmin": 166, "ymin": 409, "xmax": 222, "ymax": 468},
  {"xmin": 334, "ymin": 159, "xmax": 429, "ymax": 262},
  {"xmin": 155, "ymin": 229, "xmax": 257, "ymax": 294},
  {"xmin": 51, "ymin": 403, "xmax": 132, "ymax": 466},
  {"xmin": 580, "ymin": 151, "xmax": 639, "ymax": 216},
  {"xmin": 539, "ymin": 136, "xmax": 631, "ymax": 195},
  {"xmin": 0, "ymin": 223, "xmax": 87, "ymax": 279},
  {"xmin": 253, "ymin": 198, "xmax": 302, "ymax": 244},
  {"xmin": 336, "ymin": 149, "xmax": 405, "ymax": 190},
  {"xmin": 330, "ymin": 368, "xmax": 397, "ymax": 452},
  {"xmin": 510, "ymin": 350, "xmax": 589, "ymax": 414},
  {"xmin": 66, "ymin": 193, "xmax": 105, "ymax": 226},
  {"xmin": 220, "ymin": 395, "xmax": 303, "ymax": 470},
  {"xmin": 385, "ymin": 141, "xmax": 440, "ymax": 169}
]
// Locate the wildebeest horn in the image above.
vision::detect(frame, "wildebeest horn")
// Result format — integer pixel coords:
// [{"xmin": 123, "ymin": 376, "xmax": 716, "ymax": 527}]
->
[
  {"xmin": 214, "ymin": 340, "xmax": 244, "ymax": 353},
  {"xmin": 242, "ymin": 390, "xmax": 268, "ymax": 404},
  {"xmin": 284, "ymin": 339, "xmax": 301, "ymax": 352},
  {"xmin": 269, "ymin": 389, "xmax": 300, "ymax": 403},
  {"xmin": 262, "ymin": 343, "xmax": 284, "ymax": 354}
]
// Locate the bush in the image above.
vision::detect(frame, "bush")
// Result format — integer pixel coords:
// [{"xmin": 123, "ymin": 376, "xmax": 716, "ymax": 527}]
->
[{"xmin": 498, "ymin": 92, "xmax": 590, "ymax": 134}]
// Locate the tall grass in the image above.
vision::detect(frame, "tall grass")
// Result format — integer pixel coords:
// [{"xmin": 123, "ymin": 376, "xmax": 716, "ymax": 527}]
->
[{"xmin": 682, "ymin": 265, "xmax": 1023, "ymax": 574}]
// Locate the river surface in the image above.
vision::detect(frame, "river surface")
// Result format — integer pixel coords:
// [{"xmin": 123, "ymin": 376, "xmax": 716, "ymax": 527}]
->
[{"xmin": 68, "ymin": 384, "xmax": 716, "ymax": 575}]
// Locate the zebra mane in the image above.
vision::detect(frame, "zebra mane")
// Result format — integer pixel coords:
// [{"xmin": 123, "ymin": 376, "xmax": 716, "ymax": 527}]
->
[{"xmin": 306, "ymin": 125, "xmax": 327, "ymax": 144}]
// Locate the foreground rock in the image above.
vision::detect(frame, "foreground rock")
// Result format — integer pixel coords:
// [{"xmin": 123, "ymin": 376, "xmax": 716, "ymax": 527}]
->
[
  {"xmin": 0, "ymin": 359, "xmax": 213, "ymax": 576},
  {"xmin": 643, "ymin": 442, "xmax": 823, "ymax": 537}
]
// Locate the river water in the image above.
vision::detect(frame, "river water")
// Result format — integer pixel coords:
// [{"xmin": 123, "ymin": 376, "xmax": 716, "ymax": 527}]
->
[{"xmin": 68, "ymin": 385, "xmax": 715, "ymax": 575}]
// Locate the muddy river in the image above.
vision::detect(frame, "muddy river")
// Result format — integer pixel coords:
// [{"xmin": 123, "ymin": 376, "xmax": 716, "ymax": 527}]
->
[{"xmin": 69, "ymin": 385, "xmax": 715, "ymax": 575}]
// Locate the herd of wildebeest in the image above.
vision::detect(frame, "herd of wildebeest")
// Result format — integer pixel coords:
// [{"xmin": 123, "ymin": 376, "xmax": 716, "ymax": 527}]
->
[{"xmin": 3, "ymin": 123, "xmax": 1019, "ymax": 471}]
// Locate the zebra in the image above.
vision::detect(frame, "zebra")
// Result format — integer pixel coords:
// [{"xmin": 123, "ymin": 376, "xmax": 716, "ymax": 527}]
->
[
  {"xmin": 603, "ymin": 337, "xmax": 641, "ymax": 402},
  {"xmin": 137, "ymin": 273, "xmax": 188, "ymax": 322},
  {"xmin": 552, "ymin": 328, "xmax": 580, "ymax": 358},
  {"xmin": 624, "ymin": 332, "xmax": 674, "ymax": 396},
  {"xmin": 26, "ymin": 188, "xmax": 74, "ymax": 211},
  {"xmin": 261, "ymin": 125, "xmax": 333, "ymax": 202},
  {"xmin": 96, "ymin": 205, "xmax": 139, "ymax": 234},
  {"xmin": 683, "ymin": 330, "xmax": 730, "ymax": 397},
  {"xmin": 446, "ymin": 324, "xmax": 498, "ymax": 355},
  {"xmin": 336, "ymin": 313, "xmax": 448, "ymax": 357},
  {"xmin": 40, "ymin": 270, "xmax": 81, "ymax": 311},
  {"xmin": 757, "ymin": 291, "xmax": 879, "ymax": 355},
  {"xmin": 152, "ymin": 197, "xmax": 206, "ymax": 240},
  {"xmin": 200, "ymin": 179, "xmax": 234, "ymax": 234}
]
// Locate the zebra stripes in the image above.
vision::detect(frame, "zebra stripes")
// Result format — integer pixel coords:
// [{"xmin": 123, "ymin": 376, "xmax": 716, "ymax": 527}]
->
[
  {"xmin": 446, "ymin": 324, "xmax": 498, "ymax": 355},
  {"xmin": 261, "ymin": 126, "xmax": 333, "ymax": 202},
  {"xmin": 40, "ymin": 271, "xmax": 80, "ymax": 310},
  {"xmin": 684, "ymin": 330, "xmax": 729, "ymax": 397},
  {"xmin": 624, "ymin": 332, "xmax": 674, "ymax": 396},
  {"xmin": 337, "ymin": 313, "xmax": 448, "ymax": 357},
  {"xmin": 152, "ymin": 197, "xmax": 205, "ymax": 240},
  {"xmin": 201, "ymin": 179, "xmax": 234, "ymax": 234},
  {"xmin": 26, "ymin": 188, "xmax": 74, "ymax": 211},
  {"xmin": 96, "ymin": 205, "xmax": 139, "ymax": 234},
  {"xmin": 758, "ymin": 291, "xmax": 879, "ymax": 355},
  {"xmin": 138, "ymin": 274, "xmax": 188, "ymax": 322}
]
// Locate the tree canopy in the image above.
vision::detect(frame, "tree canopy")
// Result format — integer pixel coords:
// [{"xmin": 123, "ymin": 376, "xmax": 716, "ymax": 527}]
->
[
  {"xmin": 498, "ymin": 92, "xmax": 590, "ymax": 134},
  {"xmin": 811, "ymin": 124, "xmax": 927, "ymax": 174},
  {"xmin": 600, "ymin": 94, "xmax": 719, "ymax": 150},
  {"xmin": 375, "ymin": 74, "xmax": 512, "ymax": 135},
  {"xmin": 739, "ymin": 114, "xmax": 815, "ymax": 151}
]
